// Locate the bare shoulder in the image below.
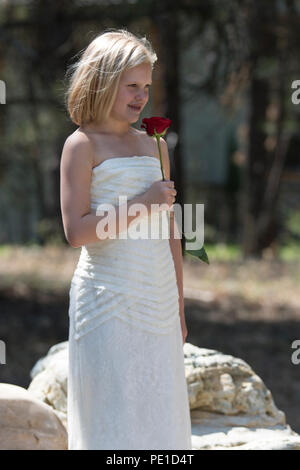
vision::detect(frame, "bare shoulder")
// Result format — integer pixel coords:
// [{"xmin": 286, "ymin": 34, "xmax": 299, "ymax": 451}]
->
[
  {"xmin": 60, "ymin": 129, "xmax": 94, "ymax": 175},
  {"xmin": 60, "ymin": 130, "xmax": 96, "ymax": 247}
]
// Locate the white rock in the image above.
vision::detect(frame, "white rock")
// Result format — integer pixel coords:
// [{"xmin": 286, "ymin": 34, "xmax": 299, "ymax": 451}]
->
[
  {"xmin": 0, "ymin": 383, "xmax": 67, "ymax": 450},
  {"xmin": 183, "ymin": 343, "xmax": 300, "ymax": 450},
  {"xmin": 27, "ymin": 341, "xmax": 300, "ymax": 450},
  {"xmin": 184, "ymin": 343, "xmax": 284, "ymax": 423},
  {"xmin": 191, "ymin": 410, "xmax": 300, "ymax": 449},
  {"xmin": 28, "ymin": 342, "xmax": 68, "ymax": 430}
]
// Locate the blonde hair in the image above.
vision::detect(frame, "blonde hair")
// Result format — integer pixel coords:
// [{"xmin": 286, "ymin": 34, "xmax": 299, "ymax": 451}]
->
[{"xmin": 65, "ymin": 28, "xmax": 157, "ymax": 127}]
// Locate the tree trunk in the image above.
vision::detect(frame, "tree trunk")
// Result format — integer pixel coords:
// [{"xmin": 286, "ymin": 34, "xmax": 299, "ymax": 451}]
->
[
  {"xmin": 242, "ymin": 0, "xmax": 290, "ymax": 258},
  {"xmin": 155, "ymin": 3, "xmax": 185, "ymax": 253}
]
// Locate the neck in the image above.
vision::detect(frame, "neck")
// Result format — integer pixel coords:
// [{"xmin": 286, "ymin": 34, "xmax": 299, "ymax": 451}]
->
[{"xmin": 85, "ymin": 120, "xmax": 134, "ymax": 138}]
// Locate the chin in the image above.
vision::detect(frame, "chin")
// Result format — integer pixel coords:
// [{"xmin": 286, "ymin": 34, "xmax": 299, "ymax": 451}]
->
[{"xmin": 128, "ymin": 115, "xmax": 139, "ymax": 123}]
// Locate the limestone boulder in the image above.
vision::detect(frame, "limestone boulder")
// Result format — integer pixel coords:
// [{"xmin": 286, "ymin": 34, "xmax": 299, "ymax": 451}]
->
[
  {"xmin": 28, "ymin": 341, "xmax": 300, "ymax": 450},
  {"xmin": 0, "ymin": 383, "xmax": 67, "ymax": 450},
  {"xmin": 184, "ymin": 343, "xmax": 300, "ymax": 450},
  {"xmin": 28, "ymin": 342, "xmax": 68, "ymax": 430}
]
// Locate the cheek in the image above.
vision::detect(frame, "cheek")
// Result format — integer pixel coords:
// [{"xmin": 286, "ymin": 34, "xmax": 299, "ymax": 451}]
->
[
  {"xmin": 119, "ymin": 87, "xmax": 133, "ymax": 103},
  {"xmin": 113, "ymin": 88, "xmax": 127, "ymax": 108}
]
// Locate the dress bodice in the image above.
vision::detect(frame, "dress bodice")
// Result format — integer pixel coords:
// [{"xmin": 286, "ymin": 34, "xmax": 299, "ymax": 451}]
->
[
  {"xmin": 90, "ymin": 155, "xmax": 161, "ymax": 210},
  {"xmin": 86, "ymin": 155, "xmax": 171, "ymax": 250}
]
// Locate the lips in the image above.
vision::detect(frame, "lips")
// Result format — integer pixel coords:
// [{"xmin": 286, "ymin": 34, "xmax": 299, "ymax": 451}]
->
[{"xmin": 128, "ymin": 104, "xmax": 142, "ymax": 111}]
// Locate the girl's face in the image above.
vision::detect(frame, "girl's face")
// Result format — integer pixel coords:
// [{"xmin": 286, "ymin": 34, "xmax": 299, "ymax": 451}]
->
[{"xmin": 111, "ymin": 62, "xmax": 153, "ymax": 123}]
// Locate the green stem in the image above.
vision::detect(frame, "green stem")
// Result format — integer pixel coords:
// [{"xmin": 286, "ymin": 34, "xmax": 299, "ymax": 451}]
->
[{"xmin": 154, "ymin": 129, "xmax": 165, "ymax": 181}]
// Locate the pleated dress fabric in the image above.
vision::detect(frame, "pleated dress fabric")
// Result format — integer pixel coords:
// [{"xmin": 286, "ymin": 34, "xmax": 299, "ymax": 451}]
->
[{"xmin": 67, "ymin": 156, "xmax": 192, "ymax": 450}]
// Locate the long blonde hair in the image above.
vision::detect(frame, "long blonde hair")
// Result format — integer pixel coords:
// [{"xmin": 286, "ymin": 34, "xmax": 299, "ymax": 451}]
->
[{"xmin": 65, "ymin": 28, "xmax": 157, "ymax": 126}]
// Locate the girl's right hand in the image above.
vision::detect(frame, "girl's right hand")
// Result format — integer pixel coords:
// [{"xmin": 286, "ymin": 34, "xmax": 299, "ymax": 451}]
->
[{"xmin": 143, "ymin": 180, "xmax": 177, "ymax": 213}]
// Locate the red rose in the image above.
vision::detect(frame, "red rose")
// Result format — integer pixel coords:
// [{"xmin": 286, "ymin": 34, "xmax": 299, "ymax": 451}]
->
[
  {"xmin": 141, "ymin": 116, "xmax": 172, "ymax": 181},
  {"xmin": 141, "ymin": 117, "xmax": 172, "ymax": 136}
]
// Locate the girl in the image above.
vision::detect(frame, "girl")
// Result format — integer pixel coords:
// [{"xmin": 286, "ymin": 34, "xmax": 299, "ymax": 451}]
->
[{"xmin": 60, "ymin": 28, "xmax": 192, "ymax": 450}]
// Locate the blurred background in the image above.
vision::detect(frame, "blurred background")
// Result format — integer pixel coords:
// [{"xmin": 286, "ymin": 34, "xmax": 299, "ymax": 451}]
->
[{"xmin": 0, "ymin": 0, "xmax": 300, "ymax": 432}]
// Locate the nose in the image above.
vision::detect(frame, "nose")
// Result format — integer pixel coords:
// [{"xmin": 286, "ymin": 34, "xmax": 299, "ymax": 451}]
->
[{"xmin": 136, "ymin": 89, "xmax": 148, "ymax": 102}]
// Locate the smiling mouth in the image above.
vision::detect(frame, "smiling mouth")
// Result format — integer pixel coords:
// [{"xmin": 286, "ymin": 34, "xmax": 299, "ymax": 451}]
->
[{"xmin": 128, "ymin": 105, "xmax": 142, "ymax": 111}]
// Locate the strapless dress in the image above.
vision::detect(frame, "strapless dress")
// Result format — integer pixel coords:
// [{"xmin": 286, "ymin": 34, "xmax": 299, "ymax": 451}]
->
[{"xmin": 67, "ymin": 155, "xmax": 192, "ymax": 450}]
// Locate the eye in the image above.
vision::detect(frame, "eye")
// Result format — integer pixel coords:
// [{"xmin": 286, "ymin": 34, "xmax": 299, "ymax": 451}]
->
[{"xmin": 128, "ymin": 84, "xmax": 151, "ymax": 88}]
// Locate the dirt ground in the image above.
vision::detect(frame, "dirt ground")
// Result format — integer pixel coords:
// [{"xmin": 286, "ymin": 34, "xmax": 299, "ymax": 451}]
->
[{"xmin": 0, "ymin": 246, "xmax": 299, "ymax": 434}]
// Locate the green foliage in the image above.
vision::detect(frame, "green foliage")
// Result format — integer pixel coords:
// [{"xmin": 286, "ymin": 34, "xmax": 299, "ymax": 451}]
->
[
  {"xmin": 279, "ymin": 243, "xmax": 300, "ymax": 262},
  {"xmin": 286, "ymin": 211, "xmax": 300, "ymax": 240},
  {"xmin": 185, "ymin": 241, "xmax": 300, "ymax": 262},
  {"xmin": 198, "ymin": 243, "xmax": 241, "ymax": 262},
  {"xmin": 184, "ymin": 245, "xmax": 209, "ymax": 264}
]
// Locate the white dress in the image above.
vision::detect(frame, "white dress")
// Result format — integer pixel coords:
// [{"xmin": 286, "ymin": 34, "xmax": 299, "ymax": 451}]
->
[{"xmin": 67, "ymin": 155, "xmax": 192, "ymax": 450}]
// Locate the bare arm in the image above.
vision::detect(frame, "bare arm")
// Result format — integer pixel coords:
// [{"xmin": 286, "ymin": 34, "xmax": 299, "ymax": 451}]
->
[
  {"xmin": 169, "ymin": 218, "xmax": 185, "ymax": 319},
  {"xmin": 60, "ymin": 134, "xmax": 151, "ymax": 248}
]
